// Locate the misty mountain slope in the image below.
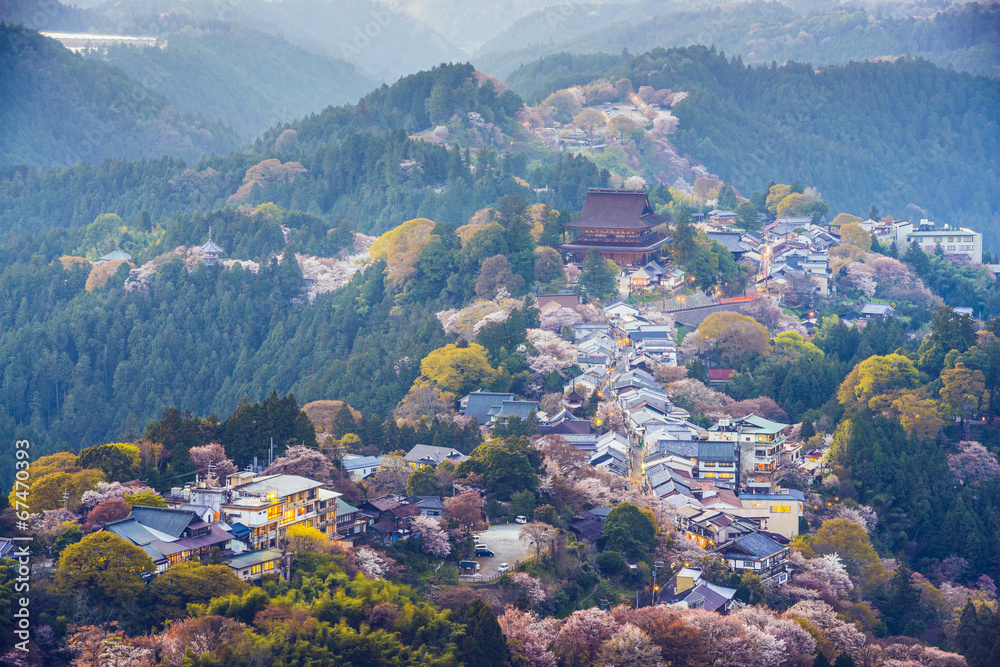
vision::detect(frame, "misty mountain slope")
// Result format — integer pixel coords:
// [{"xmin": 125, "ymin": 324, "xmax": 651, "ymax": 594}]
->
[
  {"xmin": 95, "ymin": 26, "xmax": 377, "ymax": 140},
  {"xmin": 0, "ymin": 24, "xmax": 240, "ymax": 166},
  {"xmin": 0, "ymin": 0, "xmax": 113, "ymax": 32},
  {"xmin": 476, "ymin": 2, "xmax": 1000, "ymax": 78}
]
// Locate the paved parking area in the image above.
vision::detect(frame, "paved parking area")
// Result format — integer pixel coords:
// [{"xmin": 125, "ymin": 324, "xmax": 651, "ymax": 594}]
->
[{"xmin": 462, "ymin": 523, "xmax": 533, "ymax": 580}]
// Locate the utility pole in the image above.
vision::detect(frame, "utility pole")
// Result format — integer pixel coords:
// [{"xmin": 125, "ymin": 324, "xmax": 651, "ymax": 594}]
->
[{"xmin": 652, "ymin": 560, "xmax": 664, "ymax": 605}]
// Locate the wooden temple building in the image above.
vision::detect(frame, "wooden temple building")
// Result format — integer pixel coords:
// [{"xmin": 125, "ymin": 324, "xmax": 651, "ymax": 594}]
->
[{"xmin": 558, "ymin": 189, "xmax": 670, "ymax": 266}]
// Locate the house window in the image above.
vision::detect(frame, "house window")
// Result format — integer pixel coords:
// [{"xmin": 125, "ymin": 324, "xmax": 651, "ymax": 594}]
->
[
  {"xmin": 251, "ymin": 564, "xmax": 262, "ymax": 574},
  {"xmin": 948, "ymin": 237, "xmax": 955, "ymax": 242},
  {"xmin": 771, "ymin": 506, "xmax": 791, "ymax": 513},
  {"xmin": 947, "ymin": 245, "xmax": 955, "ymax": 251},
  {"xmin": 703, "ymin": 472, "xmax": 716, "ymax": 478},
  {"xmin": 267, "ymin": 505, "xmax": 280, "ymax": 520},
  {"xmin": 718, "ymin": 473, "xmax": 734, "ymax": 479},
  {"xmin": 263, "ymin": 561, "xmax": 275, "ymax": 571},
  {"xmin": 702, "ymin": 462, "xmax": 716, "ymax": 467}
]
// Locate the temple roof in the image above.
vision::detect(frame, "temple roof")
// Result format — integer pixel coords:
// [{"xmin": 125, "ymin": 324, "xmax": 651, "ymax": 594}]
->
[
  {"xmin": 200, "ymin": 239, "xmax": 224, "ymax": 254},
  {"xmin": 564, "ymin": 189, "xmax": 670, "ymax": 231}
]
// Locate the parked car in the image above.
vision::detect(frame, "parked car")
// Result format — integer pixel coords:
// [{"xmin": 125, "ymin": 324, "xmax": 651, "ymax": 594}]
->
[
  {"xmin": 515, "ymin": 515, "xmax": 528, "ymax": 524},
  {"xmin": 498, "ymin": 563, "xmax": 510, "ymax": 574},
  {"xmin": 475, "ymin": 547, "xmax": 494, "ymax": 557}
]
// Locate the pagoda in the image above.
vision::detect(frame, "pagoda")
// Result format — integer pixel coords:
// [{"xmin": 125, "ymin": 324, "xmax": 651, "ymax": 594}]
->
[
  {"xmin": 199, "ymin": 229, "xmax": 224, "ymax": 267},
  {"xmin": 558, "ymin": 189, "xmax": 669, "ymax": 266}
]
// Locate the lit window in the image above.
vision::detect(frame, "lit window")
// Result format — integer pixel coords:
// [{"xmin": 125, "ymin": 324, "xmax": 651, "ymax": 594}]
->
[
  {"xmin": 718, "ymin": 473, "xmax": 734, "ymax": 479},
  {"xmin": 263, "ymin": 561, "xmax": 275, "ymax": 571},
  {"xmin": 251, "ymin": 564, "xmax": 262, "ymax": 574},
  {"xmin": 702, "ymin": 461, "xmax": 717, "ymax": 467},
  {"xmin": 267, "ymin": 506, "xmax": 281, "ymax": 520},
  {"xmin": 771, "ymin": 506, "xmax": 791, "ymax": 513},
  {"xmin": 703, "ymin": 472, "xmax": 716, "ymax": 478}
]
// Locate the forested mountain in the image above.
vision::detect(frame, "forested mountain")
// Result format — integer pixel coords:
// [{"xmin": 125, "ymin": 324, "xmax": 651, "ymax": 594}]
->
[
  {"xmin": 477, "ymin": 1, "xmax": 1000, "ymax": 79},
  {"xmin": 86, "ymin": 0, "xmax": 465, "ymax": 82},
  {"xmin": 93, "ymin": 25, "xmax": 376, "ymax": 140},
  {"xmin": 0, "ymin": 62, "xmax": 599, "ymax": 241},
  {"xmin": 0, "ymin": 24, "xmax": 240, "ymax": 166},
  {"xmin": 513, "ymin": 46, "xmax": 1000, "ymax": 252},
  {"xmin": 0, "ymin": 0, "xmax": 111, "ymax": 32}
]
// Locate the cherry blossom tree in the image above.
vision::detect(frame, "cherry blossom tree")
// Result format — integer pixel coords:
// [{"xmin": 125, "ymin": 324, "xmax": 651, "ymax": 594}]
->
[
  {"xmin": 497, "ymin": 606, "xmax": 557, "ymax": 667},
  {"xmin": 263, "ymin": 445, "xmax": 332, "ymax": 482},
  {"xmin": 596, "ymin": 623, "xmax": 662, "ymax": 667},
  {"xmin": 947, "ymin": 440, "xmax": 1000, "ymax": 483},
  {"xmin": 411, "ymin": 515, "xmax": 451, "ymax": 558},
  {"xmin": 552, "ymin": 607, "xmax": 618, "ymax": 665},
  {"xmin": 83, "ymin": 499, "xmax": 131, "ymax": 531},
  {"xmin": 355, "ymin": 547, "xmax": 391, "ymax": 580},
  {"xmin": 783, "ymin": 600, "xmax": 866, "ymax": 658},
  {"xmin": 188, "ymin": 443, "xmax": 237, "ymax": 482},
  {"xmin": 509, "ymin": 572, "xmax": 546, "ymax": 605}
]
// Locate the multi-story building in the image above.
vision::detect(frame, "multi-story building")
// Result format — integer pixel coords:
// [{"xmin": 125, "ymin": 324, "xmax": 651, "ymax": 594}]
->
[
  {"xmin": 900, "ymin": 219, "xmax": 982, "ymax": 264},
  {"xmin": 712, "ymin": 531, "xmax": 790, "ymax": 587},
  {"xmin": 222, "ymin": 473, "xmax": 326, "ymax": 551},
  {"xmin": 708, "ymin": 414, "xmax": 789, "ymax": 484}
]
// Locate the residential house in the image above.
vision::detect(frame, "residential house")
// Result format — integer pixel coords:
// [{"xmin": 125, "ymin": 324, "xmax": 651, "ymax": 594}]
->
[
  {"xmin": 359, "ymin": 496, "xmax": 420, "ymax": 544},
  {"xmin": 589, "ymin": 432, "xmax": 631, "ymax": 478},
  {"xmin": 539, "ymin": 410, "xmax": 601, "ymax": 450},
  {"xmin": 860, "ymin": 303, "xmax": 895, "ymax": 319},
  {"xmin": 711, "ymin": 532, "xmax": 791, "ymax": 586},
  {"xmin": 405, "ymin": 445, "xmax": 469, "ymax": 469},
  {"xmin": 734, "ymin": 489, "xmax": 805, "ymax": 539},
  {"xmin": 104, "ymin": 506, "xmax": 234, "ymax": 573},
  {"xmin": 603, "ymin": 302, "xmax": 640, "ymax": 319},
  {"xmin": 333, "ymin": 498, "xmax": 369, "ymax": 541},
  {"xmin": 341, "ymin": 455, "xmax": 382, "ymax": 481},
  {"xmin": 707, "ymin": 231, "xmax": 752, "ymax": 260},
  {"xmin": 224, "ymin": 548, "xmax": 282, "ymax": 582},
  {"xmin": 708, "ymin": 414, "xmax": 789, "ymax": 483},
  {"xmin": 707, "ymin": 209, "xmax": 737, "ymax": 225},
  {"xmin": 404, "ymin": 496, "xmax": 445, "ymax": 518},
  {"xmin": 664, "ymin": 267, "xmax": 689, "ymax": 291}
]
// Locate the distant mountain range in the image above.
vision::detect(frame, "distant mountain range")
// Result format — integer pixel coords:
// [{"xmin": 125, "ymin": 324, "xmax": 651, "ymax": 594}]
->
[
  {"xmin": 0, "ymin": 23, "xmax": 240, "ymax": 166},
  {"xmin": 475, "ymin": 1, "xmax": 1000, "ymax": 80}
]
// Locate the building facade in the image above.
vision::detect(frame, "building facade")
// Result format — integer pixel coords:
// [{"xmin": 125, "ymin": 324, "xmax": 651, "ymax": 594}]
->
[{"xmin": 558, "ymin": 189, "xmax": 669, "ymax": 265}]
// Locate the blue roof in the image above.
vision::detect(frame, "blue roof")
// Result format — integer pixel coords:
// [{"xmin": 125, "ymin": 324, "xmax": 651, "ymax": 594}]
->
[
  {"xmin": 342, "ymin": 456, "xmax": 381, "ymax": 470},
  {"xmin": 129, "ymin": 506, "xmax": 197, "ymax": 538},
  {"xmin": 698, "ymin": 441, "xmax": 737, "ymax": 462},
  {"xmin": 463, "ymin": 390, "xmax": 514, "ymax": 424}
]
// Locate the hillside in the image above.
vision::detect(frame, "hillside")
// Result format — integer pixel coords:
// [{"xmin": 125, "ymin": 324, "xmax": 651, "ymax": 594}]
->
[
  {"xmin": 511, "ymin": 47, "xmax": 1000, "ymax": 253},
  {"xmin": 0, "ymin": 0, "xmax": 112, "ymax": 32},
  {"xmin": 94, "ymin": 25, "xmax": 377, "ymax": 140},
  {"xmin": 87, "ymin": 0, "xmax": 466, "ymax": 82},
  {"xmin": 477, "ymin": 1, "xmax": 1000, "ymax": 79},
  {"xmin": 0, "ymin": 24, "xmax": 240, "ymax": 166}
]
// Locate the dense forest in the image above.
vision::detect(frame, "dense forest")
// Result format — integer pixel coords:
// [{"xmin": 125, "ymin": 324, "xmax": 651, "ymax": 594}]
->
[
  {"xmin": 0, "ymin": 24, "xmax": 240, "ymax": 165},
  {"xmin": 477, "ymin": 1, "xmax": 1000, "ymax": 79},
  {"xmin": 96, "ymin": 24, "xmax": 376, "ymax": 140},
  {"xmin": 0, "ymin": 61, "xmax": 608, "ymax": 240}
]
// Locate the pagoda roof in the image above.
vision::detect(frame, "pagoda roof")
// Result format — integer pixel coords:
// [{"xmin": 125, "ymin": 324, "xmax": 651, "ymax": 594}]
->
[
  {"xmin": 564, "ymin": 189, "xmax": 669, "ymax": 231},
  {"xmin": 99, "ymin": 249, "xmax": 132, "ymax": 262},
  {"xmin": 200, "ymin": 239, "xmax": 224, "ymax": 254}
]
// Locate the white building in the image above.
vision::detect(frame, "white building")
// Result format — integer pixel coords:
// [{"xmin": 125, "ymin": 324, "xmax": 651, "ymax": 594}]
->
[{"xmin": 901, "ymin": 219, "xmax": 982, "ymax": 264}]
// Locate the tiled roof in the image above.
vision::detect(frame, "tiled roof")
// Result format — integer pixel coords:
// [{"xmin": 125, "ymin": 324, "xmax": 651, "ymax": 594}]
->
[
  {"xmin": 463, "ymin": 390, "xmax": 515, "ymax": 424},
  {"xmin": 565, "ymin": 189, "xmax": 669, "ymax": 231},
  {"xmin": 236, "ymin": 475, "xmax": 324, "ymax": 498},
  {"xmin": 718, "ymin": 532, "xmax": 785, "ymax": 559},
  {"xmin": 129, "ymin": 507, "xmax": 197, "ymax": 538},
  {"xmin": 707, "ymin": 368, "xmax": 735, "ymax": 381}
]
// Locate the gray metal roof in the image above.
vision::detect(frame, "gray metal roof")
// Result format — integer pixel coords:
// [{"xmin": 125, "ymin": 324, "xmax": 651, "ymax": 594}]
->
[
  {"xmin": 99, "ymin": 249, "xmax": 132, "ymax": 262},
  {"xmin": 462, "ymin": 390, "xmax": 514, "ymax": 424},
  {"xmin": 105, "ymin": 517, "xmax": 158, "ymax": 545},
  {"xmin": 697, "ymin": 441, "xmax": 737, "ymax": 462},
  {"xmin": 719, "ymin": 532, "xmax": 785, "ymax": 559},
  {"xmin": 237, "ymin": 474, "xmax": 324, "ymax": 497},
  {"xmin": 225, "ymin": 548, "xmax": 282, "ymax": 569},
  {"xmin": 200, "ymin": 239, "xmax": 224, "ymax": 254},
  {"xmin": 129, "ymin": 507, "xmax": 197, "ymax": 538}
]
